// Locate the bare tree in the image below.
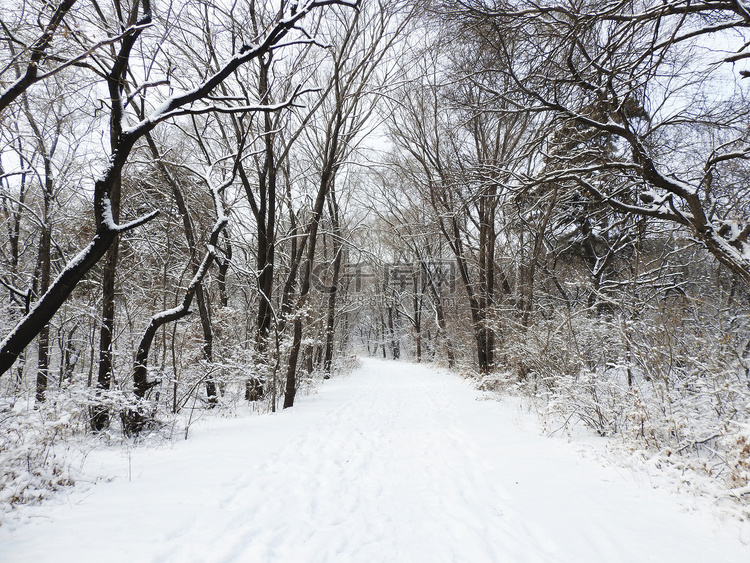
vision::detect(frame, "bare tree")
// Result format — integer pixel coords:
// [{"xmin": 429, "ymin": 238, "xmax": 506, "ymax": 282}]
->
[{"xmin": 0, "ymin": 0, "xmax": 359, "ymax": 379}]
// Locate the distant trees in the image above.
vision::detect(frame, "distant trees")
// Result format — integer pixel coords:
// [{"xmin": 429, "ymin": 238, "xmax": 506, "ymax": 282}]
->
[
  {"xmin": 381, "ymin": 35, "xmax": 535, "ymax": 372},
  {"xmin": 281, "ymin": 0, "xmax": 416, "ymax": 406}
]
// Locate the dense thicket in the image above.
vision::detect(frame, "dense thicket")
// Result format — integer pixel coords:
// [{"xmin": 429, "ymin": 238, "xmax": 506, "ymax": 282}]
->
[{"xmin": 2, "ymin": 0, "xmax": 750, "ymax": 514}]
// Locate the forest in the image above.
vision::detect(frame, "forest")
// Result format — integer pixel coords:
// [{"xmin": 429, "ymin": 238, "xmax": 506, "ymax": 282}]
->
[{"xmin": 2, "ymin": 0, "xmax": 750, "ymax": 515}]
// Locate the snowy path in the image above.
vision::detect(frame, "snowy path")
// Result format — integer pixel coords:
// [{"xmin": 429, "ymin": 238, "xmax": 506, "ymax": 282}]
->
[{"xmin": 2, "ymin": 358, "xmax": 749, "ymax": 562}]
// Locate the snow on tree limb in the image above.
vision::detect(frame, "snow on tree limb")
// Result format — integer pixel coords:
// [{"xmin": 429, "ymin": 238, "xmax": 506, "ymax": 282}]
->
[{"xmin": 0, "ymin": 0, "xmax": 79, "ymax": 113}]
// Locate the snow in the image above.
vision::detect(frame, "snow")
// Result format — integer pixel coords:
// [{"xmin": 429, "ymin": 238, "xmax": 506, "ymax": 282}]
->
[{"xmin": 2, "ymin": 358, "xmax": 749, "ymax": 562}]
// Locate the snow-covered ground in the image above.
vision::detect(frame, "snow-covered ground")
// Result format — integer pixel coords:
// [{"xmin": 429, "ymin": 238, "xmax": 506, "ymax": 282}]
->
[{"xmin": 2, "ymin": 358, "xmax": 749, "ymax": 562}]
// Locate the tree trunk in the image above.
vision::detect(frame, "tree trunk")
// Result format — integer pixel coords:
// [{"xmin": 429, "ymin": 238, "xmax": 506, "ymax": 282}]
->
[
  {"xmin": 195, "ymin": 287, "xmax": 217, "ymax": 405},
  {"xmin": 217, "ymin": 231, "xmax": 232, "ymax": 308},
  {"xmin": 91, "ymin": 178, "xmax": 120, "ymax": 430},
  {"xmin": 34, "ymin": 159, "xmax": 53, "ymax": 403},
  {"xmin": 323, "ymin": 187, "xmax": 344, "ymax": 375},
  {"xmin": 436, "ymin": 300, "xmax": 454, "ymax": 368},
  {"xmin": 412, "ymin": 275, "xmax": 422, "ymax": 363}
]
